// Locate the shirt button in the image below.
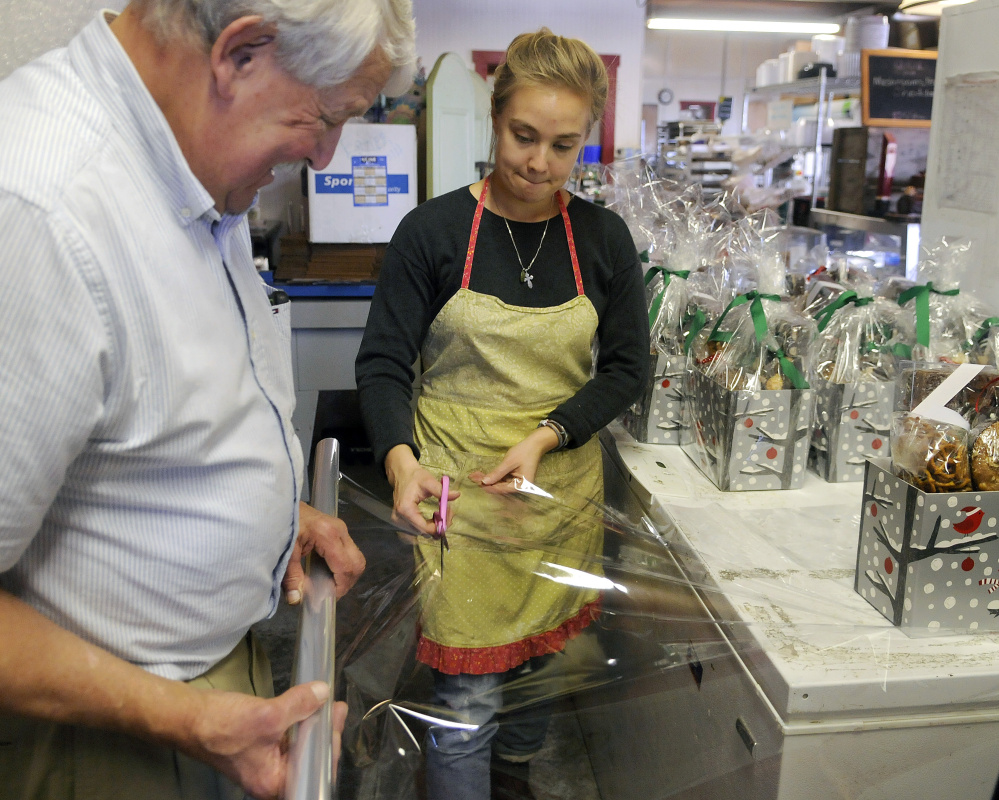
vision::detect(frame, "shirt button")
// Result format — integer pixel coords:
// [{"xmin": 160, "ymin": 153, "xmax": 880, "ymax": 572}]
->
[{"xmin": 180, "ymin": 207, "xmax": 192, "ymax": 218}]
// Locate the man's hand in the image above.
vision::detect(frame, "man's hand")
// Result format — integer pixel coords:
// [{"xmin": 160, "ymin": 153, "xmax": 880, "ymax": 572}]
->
[
  {"xmin": 184, "ymin": 684, "xmax": 348, "ymax": 800},
  {"xmin": 0, "ymin": 590, "xmax": 349, "ymax": 800},
  {"xmin": 283, "ymin": 502, "xmax": 365, "ymax": 602}
]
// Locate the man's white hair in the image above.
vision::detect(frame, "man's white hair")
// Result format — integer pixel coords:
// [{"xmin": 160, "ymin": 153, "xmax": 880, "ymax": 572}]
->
[{"xmin": 135, "ymin": 0, "xmax": 415, "ymax": 89}]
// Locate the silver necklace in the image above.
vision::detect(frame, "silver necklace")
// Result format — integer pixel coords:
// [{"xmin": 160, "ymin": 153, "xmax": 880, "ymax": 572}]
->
[{"xmin": 502, "ymin": 199, "xmax": 553, "ymax": 289}]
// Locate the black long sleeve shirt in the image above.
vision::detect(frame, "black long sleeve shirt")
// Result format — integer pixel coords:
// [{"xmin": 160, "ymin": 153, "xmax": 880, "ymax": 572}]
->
[{"xmin": 355, "ymin": 185, "xmax": 650, "ymax": 466}]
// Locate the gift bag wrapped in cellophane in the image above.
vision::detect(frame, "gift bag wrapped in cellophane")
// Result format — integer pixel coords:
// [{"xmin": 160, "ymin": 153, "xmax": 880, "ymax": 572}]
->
[
  {"xmin": 680, "ymin": 213, "xmax": 817, "ymax": 490},
  {"xmin": 622, "ymin": 184, "xmax": 730, "ymax": 443},
  {"xmin": 808, "ymin": 286, "xmax": 915, "ymax": 481},
  {"xmin": 895, "ymin": 236, "xmax": 999, "ymax": 364}
]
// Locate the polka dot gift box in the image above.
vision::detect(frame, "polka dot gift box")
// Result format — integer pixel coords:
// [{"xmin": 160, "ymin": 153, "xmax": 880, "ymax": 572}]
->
[
  {"xmin": 810, "ymin": 378, "xmax": 893, "ymax": 482},
  {"xmin": 679, "ymin": 367, "xmax": 815, "ymax": 491},
  {"xmin": 855, "ymin": 457, "xmax": 999, "ymax": 634},
  {"xmin": 622, "ymin": 350, "xmax": 685, "ymax": 445}
]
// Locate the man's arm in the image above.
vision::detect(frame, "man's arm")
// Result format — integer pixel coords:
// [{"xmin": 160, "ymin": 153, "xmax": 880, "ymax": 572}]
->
[{"xmin": 0, "ymin": 589, "xmax": 330, "ymax": 800}]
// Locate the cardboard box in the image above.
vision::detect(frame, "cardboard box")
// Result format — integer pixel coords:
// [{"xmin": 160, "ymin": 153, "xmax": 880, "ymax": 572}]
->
[
  {"xmin": 855, "ymin": 458, "xmax": 999, "ymax": 634},
  {"xmin": 622, "ymin": 350, "xmax": 685, "ymax": 444},
  {"xmin": 307, "ymin": 123, "xmax": 417, "ymax": 243},
  {"xmin": 810, "ymin": 379, "xmax": 893, "ymax": 482},
  {"xmin": 679, "ymin": 368, "xmax": 814, "ymax": 491}
]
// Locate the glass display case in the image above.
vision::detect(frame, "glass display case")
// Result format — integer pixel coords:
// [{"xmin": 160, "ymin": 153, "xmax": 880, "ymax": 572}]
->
[{"xmin": 808, "ymin": 207, "xmax": 919, "ymax": 279}]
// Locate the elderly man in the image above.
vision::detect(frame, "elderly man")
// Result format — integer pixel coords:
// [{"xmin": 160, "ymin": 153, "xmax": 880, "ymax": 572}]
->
[{"xmin": 0, "ymin": 1, "xmax": 414, "ymax": 798}]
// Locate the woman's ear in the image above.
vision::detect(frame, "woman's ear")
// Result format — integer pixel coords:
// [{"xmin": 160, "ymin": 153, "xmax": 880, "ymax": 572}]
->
[{"xmin": 210, "ymin": 15, "xmax": 276, "ymax": 101}]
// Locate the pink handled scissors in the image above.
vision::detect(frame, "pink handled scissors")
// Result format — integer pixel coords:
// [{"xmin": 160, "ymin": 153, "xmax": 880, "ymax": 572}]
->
[{"xmin": 432, "ymin": 475, "xmax": 450, "ymax": 553}]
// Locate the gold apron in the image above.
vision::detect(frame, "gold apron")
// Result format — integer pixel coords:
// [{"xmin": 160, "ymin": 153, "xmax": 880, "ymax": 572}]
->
[{"xmin": 413, "ymin": 177, "xmax": 604, "ymax": 675}]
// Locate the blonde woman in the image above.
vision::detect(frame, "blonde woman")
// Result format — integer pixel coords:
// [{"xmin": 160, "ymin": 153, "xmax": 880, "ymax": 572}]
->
[{"xmin": 356, "ymin": 29, "xmax": 648, "ymax": 800}]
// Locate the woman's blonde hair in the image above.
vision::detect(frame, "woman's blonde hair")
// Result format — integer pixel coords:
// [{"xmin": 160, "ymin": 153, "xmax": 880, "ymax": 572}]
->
[{"xmin": 492, "ymin": 28, "xmax": 608, "ymax": 128}]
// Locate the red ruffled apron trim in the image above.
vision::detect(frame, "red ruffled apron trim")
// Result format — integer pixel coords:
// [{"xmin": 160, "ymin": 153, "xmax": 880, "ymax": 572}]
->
[{"xmin": 415, "ymin": 598, "xmax": 602, "ymax": 675}]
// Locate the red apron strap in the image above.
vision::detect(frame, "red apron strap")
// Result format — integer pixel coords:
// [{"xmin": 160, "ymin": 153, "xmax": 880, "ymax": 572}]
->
[
  {"xmin": 556, "ymin": 189, "xmax": 584, "ymax": 296},
  {"xmin": 466, "ymin": 176, "xmax": 583, "ymax": 296},
  {"xmin": 462, "ymin": 175, "xmax": 489, "ymax": 289}
]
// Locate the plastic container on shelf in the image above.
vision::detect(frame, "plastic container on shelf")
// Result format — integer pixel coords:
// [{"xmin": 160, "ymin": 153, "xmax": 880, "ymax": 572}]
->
[
  {"xmin": 779, "ymin": 51, "xmax": 793, "ymax": 83},
  {"xmin": 811, "ymin": 35, "xmax": 844, "ymax": 69},
  {"xmin": 788, "ymin": 50, "xmax": 820, "ymax": 82},
  {"xmin": 756, "ymin": 58, "xmax": 782, "ymax": 87},
  {"xmin": 840, "ymin": 15, "xmax": 888, "ymax": 79},
  {"xmin": 844, "ymin": 14, "xmax": 890, "ymax": 51}
]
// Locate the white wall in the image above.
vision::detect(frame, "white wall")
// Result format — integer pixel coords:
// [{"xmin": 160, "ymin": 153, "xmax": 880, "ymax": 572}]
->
[
  {"xmin": 0, "ymin": 1, "xmax": 127, "ymax": 80},
  {"xmin": 411, "ymin": 0, "xmax": 646, "ymax": 155}
]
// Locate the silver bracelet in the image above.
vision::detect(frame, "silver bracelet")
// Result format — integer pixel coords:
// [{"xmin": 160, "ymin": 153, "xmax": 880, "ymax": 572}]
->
[{"xmin": 538, "ymin": 418, "xmax": 569, "ymax": 451}]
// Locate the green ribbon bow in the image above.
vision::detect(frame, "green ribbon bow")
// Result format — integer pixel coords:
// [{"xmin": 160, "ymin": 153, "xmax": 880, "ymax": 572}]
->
[
  {"xmin": 813, "ymin": 290, "xmax": 873, "ymax": 332},
  {"xmin": 645, "ymin": 267, "xmax": 691, "ymax": 331},
  {"xmin": 898, "ymin": 281, "xmax": 961, "ymax": 347},
  {"xmin": 707, "ymin": 291, "xmax": 809, "ymax": 390},
  {"xmin": 682, "ymin": 307, "xmax": 708, "ymax": 355},
  {"xmin": 766, "ymin": 345, "xmax": 809, "ymax": 390},
  {"xmin": 708, "ymin": 290, "xmax": 781, "ymax": 345},
  {"xmin": 967, "ymin": 316, "xmax": 999, "ymax": 351}
]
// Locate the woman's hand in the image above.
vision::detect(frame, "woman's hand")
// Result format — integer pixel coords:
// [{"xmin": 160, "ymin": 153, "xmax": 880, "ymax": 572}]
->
[
  {"xmin": 384, "ymin": 444, "xmax": 458, "ymax": 535},
  {"xmin": 472, "ymin": 426, "xmax": 560, "ymax": 493}
]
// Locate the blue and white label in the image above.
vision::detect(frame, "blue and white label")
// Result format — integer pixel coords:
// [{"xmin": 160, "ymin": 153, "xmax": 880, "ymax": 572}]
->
[{"xmin": 314, "ymin": 155, "xmax": 409, "ymax": 207}]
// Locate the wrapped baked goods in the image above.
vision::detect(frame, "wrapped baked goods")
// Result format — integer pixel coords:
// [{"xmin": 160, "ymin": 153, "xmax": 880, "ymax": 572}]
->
[
  {"xmin": 971, "ymin": 421, "xmax": 999, "ymax": 491},
  {"xmin": 896, "ymin": 237, "xmax": 999, "ymax": 364},
  {"xmin": 621, "ymin": 264, "xmax": 692, "ymax": 444},
  {"xmin": 686, "ymin": 213, "xmax": 815, "ymax": 392},
  {"xmin": 891, "ymin": 413, "xmax": 972, "ymax": 493},
  {"xmin": 679, "ymin": 214, "xmax": 816, "ymax": 491},
  {"xmin": 808, "ymin": 291, "xmax": 914, "ymax": 481},
  {"xmin": 812, "ymin": 291, "xmax": 914, "ymax": 384}
]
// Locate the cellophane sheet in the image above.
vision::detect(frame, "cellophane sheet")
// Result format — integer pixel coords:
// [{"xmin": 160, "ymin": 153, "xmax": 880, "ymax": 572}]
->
[{"xmin": 323, "ymin": 437, "xmax": 999, "ymax": 800}]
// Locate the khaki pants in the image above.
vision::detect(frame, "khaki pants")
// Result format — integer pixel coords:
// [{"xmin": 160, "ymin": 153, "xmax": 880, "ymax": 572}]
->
[{"xmin": 0, "ymin": 633, "xmax": 274, "ymax": 800}]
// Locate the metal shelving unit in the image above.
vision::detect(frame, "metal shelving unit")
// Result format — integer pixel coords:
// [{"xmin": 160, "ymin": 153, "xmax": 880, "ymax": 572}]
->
[
  {"xmin": 743, "ymin": 72, "xmax": 862, "ymax": 208},
  {"xmin": 655, "ymin": 120, "xmax": 732, "ymax": 194}
]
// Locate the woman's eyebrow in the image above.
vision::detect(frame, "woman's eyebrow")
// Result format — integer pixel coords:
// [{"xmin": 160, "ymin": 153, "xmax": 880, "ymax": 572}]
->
[{"xmin": 510, "ymin": 120, "xmax": 583, "ymax": 141}]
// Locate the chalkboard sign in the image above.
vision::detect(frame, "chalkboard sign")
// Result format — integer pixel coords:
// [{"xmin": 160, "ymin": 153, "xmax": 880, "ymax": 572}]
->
[{"xmin": 862, "ymin": 48, "xmax": 937, "ymax": 128}]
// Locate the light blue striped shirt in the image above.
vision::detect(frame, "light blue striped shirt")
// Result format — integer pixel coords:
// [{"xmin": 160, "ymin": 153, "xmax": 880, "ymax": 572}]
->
[{"xmin": 0, "ymin": 12, "xmax": 304, "ymax": 680}]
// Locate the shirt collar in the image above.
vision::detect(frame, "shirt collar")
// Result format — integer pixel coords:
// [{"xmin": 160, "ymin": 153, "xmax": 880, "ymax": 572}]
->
[{"xmin": 69, "ymin": 11, "xmax": 221, "ymax": 227}]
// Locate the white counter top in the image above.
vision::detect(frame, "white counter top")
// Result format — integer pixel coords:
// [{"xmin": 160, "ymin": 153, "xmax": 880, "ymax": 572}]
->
[{"xmin": 603, "ymin": 422, "xmax": 999, "ymax": 729}]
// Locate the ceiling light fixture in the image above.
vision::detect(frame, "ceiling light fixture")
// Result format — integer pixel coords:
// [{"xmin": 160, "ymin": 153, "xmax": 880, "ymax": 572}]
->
[
  {"xmin": 647, "ymin": 18, "xmax": 841, "ymax": 34},
  {"xmin": 896, "ymin": 0, "xmax": 976, "ymax": 15}
]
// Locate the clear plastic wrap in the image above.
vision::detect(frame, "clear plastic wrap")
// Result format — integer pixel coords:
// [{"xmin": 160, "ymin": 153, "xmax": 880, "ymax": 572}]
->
[
  {"xmin": 897, "ymin": 236, "xmax": 999, "ymax": 363},
  {"xmin": 890, "ymin": 361, "xmax": 999, "ymax": 492},
  {"xmin": 331, "ymin": 459, "xmax": 784, "ymax": 798},
  {"xmin": 602, "ymin": 156, "xmax": 678, "ymax": 263},
  {"xmin": 812, "ymin": 293, "xmax": 914, "ymax": 385},
  {"xmin": 808, "ymin": 292, "xmax": 915, "ymax": 482},
  {"xmin": 621, "ymin": 265, "xmax": 692, "ymax": 444},
  {"xmin": 327, "ymin": 432, "xmax": 999, "ymax": 798},
  {"xmin": 891, "ymin": 412, "xmax": 972, "ymax": 492}
]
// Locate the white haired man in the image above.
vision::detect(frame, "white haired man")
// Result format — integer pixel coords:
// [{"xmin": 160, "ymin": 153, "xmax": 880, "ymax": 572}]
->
[{"xmin": 0, "ymin": 1, "xmax": 414, "ymax": 798}]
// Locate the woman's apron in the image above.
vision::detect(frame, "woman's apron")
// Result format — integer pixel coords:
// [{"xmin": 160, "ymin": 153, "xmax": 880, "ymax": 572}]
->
[{"xmin": 413, "ymin": 176, "xmax": 604, "ymax": 676}]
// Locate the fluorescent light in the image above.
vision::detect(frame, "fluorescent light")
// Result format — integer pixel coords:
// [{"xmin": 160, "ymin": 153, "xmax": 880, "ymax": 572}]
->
[
  {"xmin": 896, "ymin": 0, "xmax": 976, "ymax": 14},
  {"xmin": 647, "ymin": 18, "xmax": 841, "ymax": 34}
]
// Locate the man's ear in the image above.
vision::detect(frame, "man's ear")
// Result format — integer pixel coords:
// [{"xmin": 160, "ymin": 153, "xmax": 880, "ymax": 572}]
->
[{"xmin": 210, "ymin": 15, "xmax": 277, "ymax": 101}]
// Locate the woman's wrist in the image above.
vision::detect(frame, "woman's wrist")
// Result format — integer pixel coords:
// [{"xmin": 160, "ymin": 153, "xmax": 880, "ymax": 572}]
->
[
  {"xmin": 384, "ymin": 443, "xmax": 419, "ymax": 487},
  {"xmin": 537, "ymin": 418, "xmax": 569, "ymax": 451}
]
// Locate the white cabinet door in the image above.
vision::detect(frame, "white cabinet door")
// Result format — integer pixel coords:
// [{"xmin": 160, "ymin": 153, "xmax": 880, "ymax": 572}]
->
[{"xmin": 426, "ymin": 52, "xmax": 487, "ymax": 198}]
